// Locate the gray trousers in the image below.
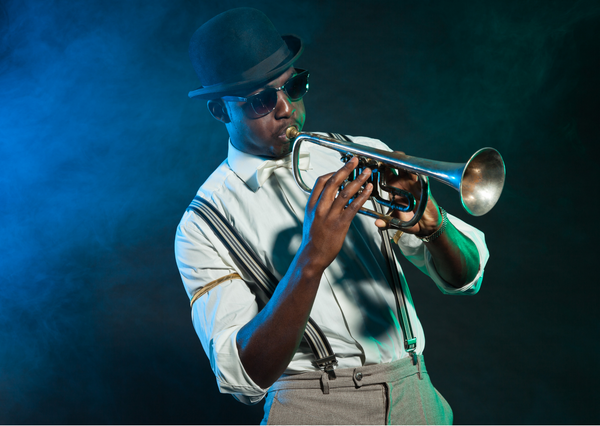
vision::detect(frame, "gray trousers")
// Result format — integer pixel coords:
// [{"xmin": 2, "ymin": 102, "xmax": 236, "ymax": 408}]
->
[{"xmin": 261, "ymin": 355, "xmax": 453, "ymax": 425}]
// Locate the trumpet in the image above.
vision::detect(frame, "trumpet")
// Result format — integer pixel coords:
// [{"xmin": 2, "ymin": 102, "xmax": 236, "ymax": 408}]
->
[{"xmin": 285, "ymin": 126, "xmax": 506, "ymax": 230}]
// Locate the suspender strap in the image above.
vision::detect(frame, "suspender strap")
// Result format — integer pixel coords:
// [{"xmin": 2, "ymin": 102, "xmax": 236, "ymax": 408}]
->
[
  {"xmin": 328, "ymin": 132, "xmax": 418, "ymax": 353},
  {"xmin": 187, "ymin": 196, "xmax": 338, "ymax": 374},
  {"xmin": 373, "ymin": 203, "xmax": 418, "ymax": 352}
]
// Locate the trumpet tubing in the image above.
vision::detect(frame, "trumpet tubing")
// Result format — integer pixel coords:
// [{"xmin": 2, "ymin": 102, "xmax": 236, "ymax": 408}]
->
[{"xmin": 286, "ymin": 126, "xmax": 506, "ymax": 229}]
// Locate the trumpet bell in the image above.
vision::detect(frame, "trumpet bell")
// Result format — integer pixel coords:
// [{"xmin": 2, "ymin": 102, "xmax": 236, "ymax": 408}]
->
[{"xmin": 460, "ymin": 148, "xmax": 506, "ymax": 216}]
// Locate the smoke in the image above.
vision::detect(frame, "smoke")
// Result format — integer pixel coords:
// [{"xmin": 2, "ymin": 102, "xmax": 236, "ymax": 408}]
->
[
  {"xmin": 0, "ymin": 0, "xmax": 329, "ymax": 421},
  {"xmin": 0, "ymin": 0, "xmax": 599, "ymax": 423},
  {"xmin": 0, "ymin": 0, "xmax": 204, "ymax": 420}
]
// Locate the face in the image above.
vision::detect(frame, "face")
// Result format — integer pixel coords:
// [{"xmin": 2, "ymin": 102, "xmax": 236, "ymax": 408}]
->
[{"xmin": 223, "ymin": 67, "xmax": 306, "ymax": 158}]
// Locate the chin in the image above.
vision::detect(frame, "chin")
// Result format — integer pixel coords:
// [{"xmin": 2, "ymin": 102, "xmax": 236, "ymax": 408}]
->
[
  {"xmin": 270, "ymin": 149, "xmax": 291, "ymax": 159},
  {"xmin": 280, "ymin": 145, "xmax": 293, "ymax": 157},
  {"xmin": 268, "ymin": 140, "xmax": 292, "ymax": 158}
]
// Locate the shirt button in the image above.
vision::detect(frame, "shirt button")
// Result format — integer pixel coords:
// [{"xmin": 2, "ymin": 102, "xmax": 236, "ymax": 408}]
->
[{"xmin": 355, "ymin": 372, "xmax": 363, "ymax": 381}]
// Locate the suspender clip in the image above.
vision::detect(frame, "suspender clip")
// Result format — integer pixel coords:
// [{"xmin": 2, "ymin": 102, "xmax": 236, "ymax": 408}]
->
[{"xmin": 315, "ymin": 354, "xmax": 338, "ymax": 378}]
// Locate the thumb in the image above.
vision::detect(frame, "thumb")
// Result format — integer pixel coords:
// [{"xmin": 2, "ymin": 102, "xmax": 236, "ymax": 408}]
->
[{"xmin": 375, "ymin": 218, "xmax": 389, "ymax": 229}]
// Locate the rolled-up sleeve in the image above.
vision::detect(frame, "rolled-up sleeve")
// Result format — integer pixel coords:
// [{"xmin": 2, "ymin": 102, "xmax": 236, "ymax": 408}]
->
[
  {"xmin": 396, "ymin": 213, "xmax": 489, "ymax": 295},
  {"xmin": 349, "ymin": 136, "xmax": 489, "ymax": 294},
  {"xmin": 175, "ymin": 211, "xmax": 268, "ymax": 404}
]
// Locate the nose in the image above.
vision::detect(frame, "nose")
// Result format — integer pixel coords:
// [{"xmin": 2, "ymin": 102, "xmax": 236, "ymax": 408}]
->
[{"xmin": 273, "ymin": 90, "xmax": 294, "ymax": 119}]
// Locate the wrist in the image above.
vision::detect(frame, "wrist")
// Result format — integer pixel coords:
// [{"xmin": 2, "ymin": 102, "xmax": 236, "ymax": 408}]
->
[
  {"xmin": 416, "ymin": 207, "xmax": 447, "ymax": 243},
  {"xmin": 295, "ymin": 243, "xmax": 329, "ymax": 278}
]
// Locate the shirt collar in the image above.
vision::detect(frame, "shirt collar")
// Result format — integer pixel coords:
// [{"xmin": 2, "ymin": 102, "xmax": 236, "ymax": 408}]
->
[{"xmin": 227, "ymin": 140, "xmax": 310, "ymax": 192}]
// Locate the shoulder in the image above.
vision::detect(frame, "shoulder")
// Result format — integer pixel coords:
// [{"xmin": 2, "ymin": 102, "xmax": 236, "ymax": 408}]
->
[
  {"xmin": 175, "ymin": 159, "xmax": 242, "ymax": 250},
  {"xmin": 198, "ymin": 158, "xmax": 240, "ymax": 200}
]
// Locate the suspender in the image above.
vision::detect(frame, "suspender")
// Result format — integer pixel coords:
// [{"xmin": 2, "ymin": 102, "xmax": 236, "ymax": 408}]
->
[
  {"xmin": 187, "ymin": 197, "xmax": 338, "ymax": 374},
  {"xmin": 328, "ymin": 132, "xmax": 418, "ymax": 355},
  {"xmin": 373, "ymin": 203, "xmax": 418, "ymax": 353},
  {"xmin": 187, "ymin": 132, "xmax": 418, "ymax": 374}
]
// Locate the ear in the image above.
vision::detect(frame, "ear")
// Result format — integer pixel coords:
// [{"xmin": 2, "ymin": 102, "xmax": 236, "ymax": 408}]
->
[{"xmin": 207, "ymin": 99, "xmax": 230, "ymax": 123}]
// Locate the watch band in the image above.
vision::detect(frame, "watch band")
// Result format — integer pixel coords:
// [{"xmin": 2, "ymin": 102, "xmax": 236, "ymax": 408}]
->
[{"xmin": 417, "ymin": 207, "xmax": 448, "ymax": 243}]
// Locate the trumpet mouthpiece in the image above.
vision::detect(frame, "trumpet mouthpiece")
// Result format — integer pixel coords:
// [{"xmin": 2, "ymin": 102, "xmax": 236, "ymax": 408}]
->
[{"xmin": 286, "ymin": 126, "xmax": 300, "ymax": 140}]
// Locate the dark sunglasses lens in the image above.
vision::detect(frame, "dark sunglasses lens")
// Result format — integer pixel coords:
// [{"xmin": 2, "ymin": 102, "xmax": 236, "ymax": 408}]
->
[
  {"xmin": 250, "ymin": 88, "xmax": 277, "ymax": 116},
  {"xmin": 285, "ymin": 73, "xmax": 309, "ymax": 100}
]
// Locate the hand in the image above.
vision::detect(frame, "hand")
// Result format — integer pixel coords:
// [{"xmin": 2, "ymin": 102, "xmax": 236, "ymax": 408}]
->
[
  {"xmin": 301, "ymin": 157, "xmax": 373, "ymax": 271},
  {"xmin": 236, "ymin": 158, "xmax": 372, "ymax": 389},
  {"xmin": 374, "ymin": 167, "xmax": 442, "ymax": 237}
]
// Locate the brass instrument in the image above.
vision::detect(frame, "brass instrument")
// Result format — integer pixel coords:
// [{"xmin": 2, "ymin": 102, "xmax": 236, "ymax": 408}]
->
[{"xmin": 285, "ymin": 126, "xmax": 506, "ymax": 230}]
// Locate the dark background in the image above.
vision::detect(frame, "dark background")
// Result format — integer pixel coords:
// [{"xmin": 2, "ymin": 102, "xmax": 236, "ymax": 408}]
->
[{"xmin": 1, "ymin": 0, "xmax": 599, "ymax": 424}]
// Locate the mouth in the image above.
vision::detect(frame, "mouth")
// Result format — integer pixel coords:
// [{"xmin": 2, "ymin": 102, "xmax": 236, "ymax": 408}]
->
[{"xmin": 277, "ymin": 123, "xmax": 301, "ymax": 142}]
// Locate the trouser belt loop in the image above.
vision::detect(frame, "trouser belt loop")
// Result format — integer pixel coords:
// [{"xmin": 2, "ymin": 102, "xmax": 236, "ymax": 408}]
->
[
  {"xmin": 410, "ymin": 351, "xmax": 422, "ymax": 380},
  {"xmin": 320, "ymin": 370, "xmax": 330, "ymax": 394}
]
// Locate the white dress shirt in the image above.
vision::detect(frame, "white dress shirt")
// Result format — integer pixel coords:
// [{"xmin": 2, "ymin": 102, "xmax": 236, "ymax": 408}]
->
[{"xmin": 175, "ymin": 134, "xmax": 489, "ymax": 404}]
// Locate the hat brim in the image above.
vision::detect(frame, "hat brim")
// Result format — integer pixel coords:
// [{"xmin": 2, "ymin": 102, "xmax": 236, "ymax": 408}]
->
[{"xmin": 188, "ymin": 35, "xmax": 303, "ymax": 100}]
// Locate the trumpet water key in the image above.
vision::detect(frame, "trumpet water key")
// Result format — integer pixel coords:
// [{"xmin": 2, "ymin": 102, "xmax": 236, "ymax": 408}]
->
[{"xmin": 285, "ymin": 126, "xmax": 506, "ymax": 230}]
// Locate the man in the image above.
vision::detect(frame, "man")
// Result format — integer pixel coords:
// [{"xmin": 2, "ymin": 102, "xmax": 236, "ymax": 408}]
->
[{"xmin": 175, "ymin": 7, "xmax": 488, "ymax": 425}]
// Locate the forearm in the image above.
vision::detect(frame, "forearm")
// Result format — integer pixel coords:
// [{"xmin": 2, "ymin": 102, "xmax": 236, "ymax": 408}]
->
[
  {"xmin": 235, "ymin": 247, "xmax": 325, "ymax": 389},
  {"xmin": 423, "ymin": 219, "xmax": 480, "ymax": 288},
  {"xmin": 236, "ymin": 159, "xmax": 372, "ymax": 389}
]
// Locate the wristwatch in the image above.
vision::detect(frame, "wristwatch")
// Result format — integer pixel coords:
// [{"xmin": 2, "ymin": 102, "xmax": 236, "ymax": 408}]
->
[{"xmin": 416, "ymin": 207, "xmax": 447, "ymax": 243}]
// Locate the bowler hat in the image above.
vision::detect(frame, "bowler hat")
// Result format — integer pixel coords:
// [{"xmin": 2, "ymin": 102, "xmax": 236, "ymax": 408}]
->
[{"xmin": 188, "ymin": 8, "xmax": 303, "ymax": 99}]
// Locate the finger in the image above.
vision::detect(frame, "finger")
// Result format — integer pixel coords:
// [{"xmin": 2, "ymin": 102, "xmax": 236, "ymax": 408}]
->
[
  {"xmin": 388, "ymin": 176, "xmax": 421, "ymax": 205},
  {"xmin": 319, "ymin": 157, "xmax": 360, "ymax": 204},
  {"xmin": 374, "ymin": 207, "xmax": 399, "ymax": 229},
  {"xmin": 341, "ymin": 182, "xmax": 373, "ymax": 220},
  {"xmin": 374, "ymin": 218, "xmax": 389, "ymax": 229},
  {"xmin": 307, "ymin": 172, "xmax": 335, "ymax": 210},
  {"xmin": 393, "ymin": 170, "xmax": 418, "ymax": 185},
  {"xmin": 382, "ymin": 168, "xmax": 418, "ymax": 197},
  {"xmin": 393, "ymin": 187, "xmax": 439, "ymax": 234},
  {"xmin": 331, "ymin": 167, "xmax": 372, "ymax": 211}
]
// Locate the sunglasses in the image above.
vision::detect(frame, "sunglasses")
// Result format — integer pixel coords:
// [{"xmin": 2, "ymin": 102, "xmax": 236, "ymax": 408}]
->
[{"xmin": 222, "ymin": 69, "xmax": 310, "ymax": 117}]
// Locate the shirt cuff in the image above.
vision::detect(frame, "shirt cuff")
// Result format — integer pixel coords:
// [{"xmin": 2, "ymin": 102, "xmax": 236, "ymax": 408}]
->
[
  {"xmin": 396, "ymin": 214, "xmax": 489, "ymax": 295},
  {"xmin": 211, "ymin": 327, "xmax": 269, "ymax": 405}
]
